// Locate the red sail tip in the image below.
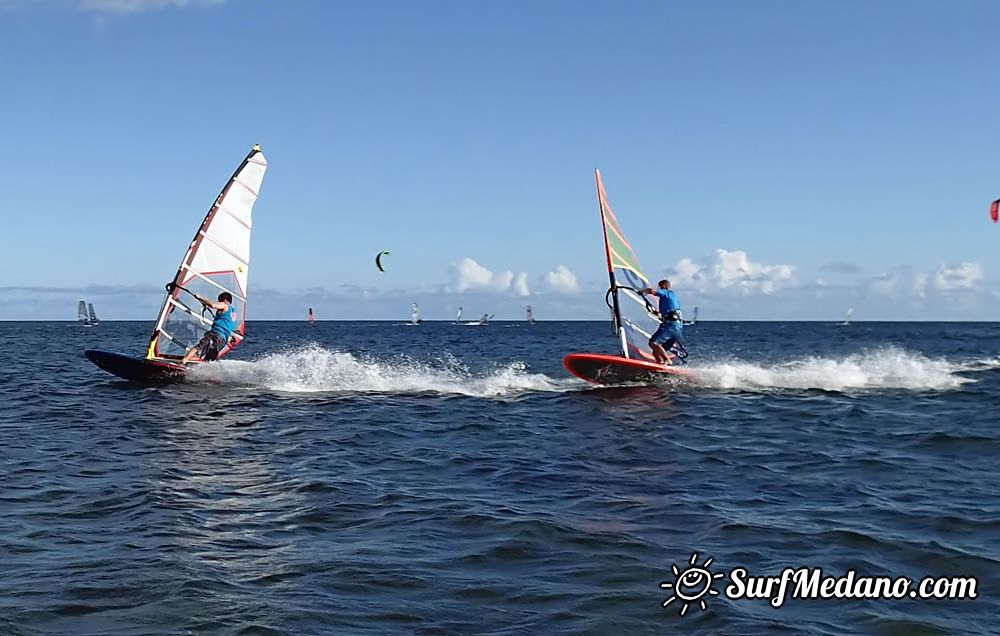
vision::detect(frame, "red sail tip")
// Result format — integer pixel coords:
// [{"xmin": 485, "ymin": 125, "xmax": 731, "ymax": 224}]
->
[{"xmin": 991, "ymin": 198, "xmax": 999, "ymax": 223}]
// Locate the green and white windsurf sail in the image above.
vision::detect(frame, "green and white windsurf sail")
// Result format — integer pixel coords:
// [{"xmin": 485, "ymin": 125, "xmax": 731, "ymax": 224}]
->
[{"xmin": 146, "ymin": 145, "xmax": 267, "ymax": 361}]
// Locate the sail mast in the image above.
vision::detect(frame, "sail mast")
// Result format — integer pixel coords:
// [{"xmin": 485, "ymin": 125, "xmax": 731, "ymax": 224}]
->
[{"xmin": 596, "ymin": 170, "xmax": 627, "ymax": 357}]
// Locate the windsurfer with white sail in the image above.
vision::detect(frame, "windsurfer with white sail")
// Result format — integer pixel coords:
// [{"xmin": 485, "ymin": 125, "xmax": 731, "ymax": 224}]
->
[
  {"xmin": 179, "ymin": 290, "xmax": 238, "ymax": 364},
  {"xmin": 640, "ymin": 279, "xmax": 683, "ymax": 365}
]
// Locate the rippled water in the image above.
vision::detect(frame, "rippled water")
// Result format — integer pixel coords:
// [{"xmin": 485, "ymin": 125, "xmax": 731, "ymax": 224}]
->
[{"xmin": 1, "ymin": 320, "xmax": 997, "ymax": 635}]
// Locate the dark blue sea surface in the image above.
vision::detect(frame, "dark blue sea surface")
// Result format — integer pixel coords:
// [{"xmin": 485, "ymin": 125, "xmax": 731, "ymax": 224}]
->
[{"xmin": 0, "ymin": 320, "xmax": 997, "ymax": 635}]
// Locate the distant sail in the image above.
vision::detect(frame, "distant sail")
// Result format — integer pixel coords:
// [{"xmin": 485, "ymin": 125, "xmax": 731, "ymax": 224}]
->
[
  {"xmin": 146, "ymin": 145, "xmax": 267, "ymax": 361},
  {"xmin": 455, "ymin": 307, "xmax": 463, "ymax": 323},
  {"xmin": 597, "ymin": 170, "xmax": 661, "ymax": 361},
  {"xmin": 307, "ymin": 307, "xmax": 316, "ymax": 325},
  {"xmin": 410, "ymin": 303, "xmax": 421, "ymax": 325},
  {"xmin": 88, "ymin": 303, "xmax": 99, "ymax": 325},
  {"xmin": 683, "ymin": 306, "xmax": 699, "ymax": 325},
  {"xmin": 991, "ymin": 198, "xmax": 999, "ymax": 223},
  {"xmin": 526, "ymin": 305, "xmax": 535, "ymax": 323},
  {"xmin": 844, "ymin": 308, "xmax": 853, "ymax": 325},
  {"xmin": 78, "ymin": 300, "xmax": 88, "ymax": 324}
]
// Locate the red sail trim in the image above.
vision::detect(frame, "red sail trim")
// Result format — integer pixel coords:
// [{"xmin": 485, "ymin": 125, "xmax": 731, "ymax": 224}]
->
[
  {"xmin": 596, "ymin": 170, "xmax": 616, "ymax": 275},
  {"xmin": 598, "ymin": 187, "xmax": 633, "ymax": 249},
  {"xmin": 991, "ymin": 198, "xmax": 999, "ymax": 223}
]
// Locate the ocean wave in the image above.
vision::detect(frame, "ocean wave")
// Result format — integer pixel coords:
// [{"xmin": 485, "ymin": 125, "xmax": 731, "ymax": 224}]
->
[
  {"xmin": 688, "ymin": 347, "xmax": 973, "ymax": 392},
  {"xmin": 186, "ymin": 345, "xmax": 576, "ymax": 397}
]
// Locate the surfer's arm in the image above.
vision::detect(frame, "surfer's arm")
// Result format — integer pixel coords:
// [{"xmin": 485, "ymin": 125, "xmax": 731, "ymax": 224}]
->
[{"xmin": 193, "ymin": 294, "xmax": 226, "ymax": 311}]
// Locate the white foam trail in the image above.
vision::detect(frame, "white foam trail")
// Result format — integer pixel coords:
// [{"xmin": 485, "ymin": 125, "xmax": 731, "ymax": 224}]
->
[
  {"xmin": 961, "ymin": 356, "xmax": 1000, "ymax": 372},
  {"xmin": 186, "ymin": 345, "xmax": 575, "ymax": 397},
  {"xmin": 690, "ymin": 347, "xmax": 974, "ymax": 392}
]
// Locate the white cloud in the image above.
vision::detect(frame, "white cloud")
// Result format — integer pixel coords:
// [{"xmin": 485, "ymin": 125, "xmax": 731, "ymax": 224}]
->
[
  {"xmin": 670, "ymin": 249, "xmax": 795, "ymax": 295},
  {"xmin": 78, "ymin": 0, "xmax": 226, "ymax": 13},
  {"xmin": 868, "ymin": 262, "xmax": 983, "ymax": 300},
  {"xmin": 0, "ymin": 0, "xmax": 229, "ymax": 14},
  {"xmin": 449, "ymin": 257, "xmax": 528, "ymax": 295},
  {"xmin": 512, "ymin": 272, "xmax": 530, "ymax": 297},
  {"xmin": 913, "ymin": 272, "xmax": 929, "ymax": 299},
  {"xmin": 869, "ymin": 272, "xmax": 898, "ymax": 297},
  {"xmin": 933, "ymin": 262, "xmax": 982, "ymax": 291},
  {"xmin": 492, "ymin": 270, "xmax": 514, "ymax": 291},
  {"xmin": 544, "ymin": 265, "xmax": 580, "ymax": 294},
  {"xmin": 452, "ymin": 258, "xmax": 493, "ymax": 291}
]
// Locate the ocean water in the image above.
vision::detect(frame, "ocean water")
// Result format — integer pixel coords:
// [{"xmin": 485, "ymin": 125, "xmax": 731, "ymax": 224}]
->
[{"xmin": 0, "ymin": 320, "xmax": 997, "ymax": 635}]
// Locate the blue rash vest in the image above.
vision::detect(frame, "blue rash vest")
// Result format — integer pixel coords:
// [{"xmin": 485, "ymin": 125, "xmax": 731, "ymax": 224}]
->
[
  {"xmin": 209, "ymin": 304, "xmax": 238, "ymax": 341},
  {"xmin": 654, "ymin": 289, "xmax": 681, "ymax": 317}
]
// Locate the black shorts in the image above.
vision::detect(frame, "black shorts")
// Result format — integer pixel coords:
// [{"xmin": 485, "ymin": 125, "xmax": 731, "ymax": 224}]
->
[{"xmin": 194, "ymin": 331, "xmax": 225, "ymax": 361}]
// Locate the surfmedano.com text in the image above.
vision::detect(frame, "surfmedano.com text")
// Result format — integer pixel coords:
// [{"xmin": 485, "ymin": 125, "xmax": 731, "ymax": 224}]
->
[{"xmin": 726, "ymin": 567, "xmax": 978, "ymax": 608}]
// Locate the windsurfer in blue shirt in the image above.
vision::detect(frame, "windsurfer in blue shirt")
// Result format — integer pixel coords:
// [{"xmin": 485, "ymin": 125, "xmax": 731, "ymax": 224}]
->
[
  {"xmin": 181, "ymin": 291, "xmax": 238, "ymax": 364},
  {"xmin": 640, "ymin": 279, "xmax": 683, "ymax": 365}
]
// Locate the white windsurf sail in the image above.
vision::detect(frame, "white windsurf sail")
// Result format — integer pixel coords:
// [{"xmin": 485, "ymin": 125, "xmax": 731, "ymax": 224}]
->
[
  {"xmin": 455, "ymin": 307, "xmax": 463, "ymax": 323},
  {"xmin": 410, "ymin": 303, "xmax": 421, "ymax": 325},
  {"xmin": 684, "ymin": 306, "xmax": 699, "ymax": 325},
  {"xmin": 88, "ymin": 303, "xmax": 99, "ymax": 325},
  {"xmin": 146, "ymin": 145, "xmax": 267, "ymax": 361},
  {"xmin": 526, "ymin": 305, "xmax": 535, "ymax": 323},
  {"xmin": 78, "ymin": 300, "xmax": 88, "ymax": 324},
  {"xmin": 844, "ymin": 308, "xmax": 853, "ymax": 325}
]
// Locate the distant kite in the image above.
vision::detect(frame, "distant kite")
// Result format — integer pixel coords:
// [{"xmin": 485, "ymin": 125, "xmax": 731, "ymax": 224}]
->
[
  {"xmin": 375, "ymin": 250, "xmax": 391, "ymax": 272},
  {"xmin": 991, "ymin": 198, "xmax": 999, "ymax": 223}
]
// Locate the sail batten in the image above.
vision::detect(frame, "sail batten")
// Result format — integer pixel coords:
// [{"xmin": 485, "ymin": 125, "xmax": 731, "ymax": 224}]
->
[
  {"xmin": 180, "ymin": 267, "xmax": 247, "ymax": 301},
  {"xmin": 216, "ymin": 204, "xmax": 253, "ymax": 230},
  {"xmin": 147, "ymin": 145, "xmax": 267, "ymax": 361},
  {"xmin": 168, "ymin": 299, "xmax": 215, "ymax": 327},
  {"xmin": 197, "ymin": 230, "xmax": 250, "ymax": 265}
]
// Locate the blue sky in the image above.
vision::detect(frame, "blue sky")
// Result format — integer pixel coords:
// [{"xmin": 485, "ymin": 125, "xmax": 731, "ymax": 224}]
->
[{"xmin": 1, "ymin": 0, "xmax": 999, "ymax": 320}]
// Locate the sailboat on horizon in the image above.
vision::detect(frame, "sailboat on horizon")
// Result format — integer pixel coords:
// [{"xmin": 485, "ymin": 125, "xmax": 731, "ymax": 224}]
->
[
  {"xmin": 77, "ymin": 300, "xmax": 91, "ymax": 326},
  {"xmin": 78, "ymin": 300, "xmax": 99, "ymax": 326}
]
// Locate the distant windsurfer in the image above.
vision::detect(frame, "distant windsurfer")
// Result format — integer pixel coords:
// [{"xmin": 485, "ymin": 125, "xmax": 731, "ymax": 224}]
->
[
  {"xmin": 181, "ymin": 292, "xmax": 237, "ymax": 364},
  {"xmin": 640, "ymin": 279, "xmax": 683, "ymax": 365}
]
